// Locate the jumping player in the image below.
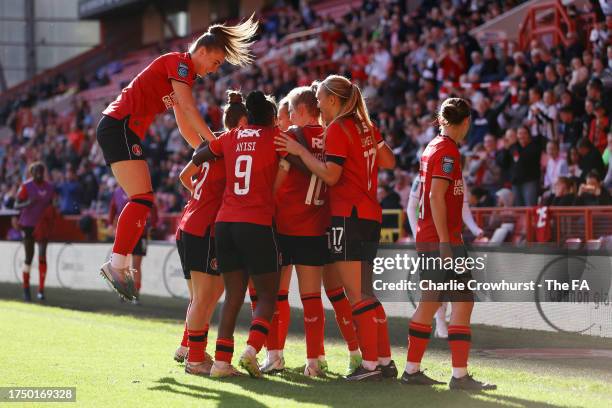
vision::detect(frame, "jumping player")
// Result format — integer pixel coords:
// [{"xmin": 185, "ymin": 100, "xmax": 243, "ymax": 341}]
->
[
  {"xmin": 15, "ymin": 162, "xmax": 56, "ymax": 301},
  {"xmin": 96, "ymin": 16, "xmax": 258, "ymax": 300},
  {"xmin": 275, "ymin": 75, "xmax": 396, "ymax": 381},
  {"xmin": 192, "ymin": 91, "xmax": 282, "ymax": 378},
  {"xmin": 174, "ymin": 91, "xmax": 247, "ymax": 375},
  {"xmin": 402, "ymin": 97, "xmax": 496, "ymax": 390}
]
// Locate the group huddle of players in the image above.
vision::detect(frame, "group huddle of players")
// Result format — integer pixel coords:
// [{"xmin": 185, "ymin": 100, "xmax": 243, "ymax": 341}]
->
[{"xmin": 9, "ymin": 17, "xmax": 497, "ymax": 389}]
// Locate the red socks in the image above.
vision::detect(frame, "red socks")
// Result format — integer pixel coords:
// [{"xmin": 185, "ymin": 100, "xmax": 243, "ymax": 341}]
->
[
  {"xmin": 326, "ymin": 287, "xmax": 359, "ymax": 352},
  {"xmin": 265, "ymin": 290, "xmax": 290, "ymax": 351},
  {"xmin": 38, "ymin": 256, "xmax": 47, "ymax": 293},
  {"xmin": 180, "ymin": 322, "xmax": 189, "ymax": 348},
  {"xmin": 247, "ymin": 318, "xmax": 270, "ymax": 353},
  {"xmin": 215, "ymin": 338, "xmax": 234, "ymax": 363},
  {"xmin": 187, "ymin": 325, "xmax": 209, "ymax": 363},
  {"xmin": 23, "ymin": 271, "xmax": 30, "ymax": 289},
  {"xmin": 112, "ymin": 192, "xmax": 153, "ymax": 255},
  {"xmin": 351, "ymin": 299, "xmax": 378, "ymax": 362},
  {"xmin": 180, "ymin": 301, "xmax": 191, "ymax": 347},
  {"xmin": 407, "ymin": 321, "xmax": 432, "ymax": 363},
  {"xmin": 301, "ymin": 292, "xmax": 325, "ymax": 359},
  {"xmin": 448, "ymin": 325, "xmax": 471, "ymax": 368},
  {"xmin": 374, "ymin": 301, "xmax": 391, "ymax": 360},
  {"xmin": 277, "ymin": 290, "xmax": 290, "ymax": 349}
]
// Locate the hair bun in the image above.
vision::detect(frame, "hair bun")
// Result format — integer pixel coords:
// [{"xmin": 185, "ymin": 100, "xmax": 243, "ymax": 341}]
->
[
  {"xmin": 246, "ymin": 90, "xmax": 266, "ymax": 109},
  {"xmin": 227, "ymin": 91, "xmax": 243, "ymax": 104}
]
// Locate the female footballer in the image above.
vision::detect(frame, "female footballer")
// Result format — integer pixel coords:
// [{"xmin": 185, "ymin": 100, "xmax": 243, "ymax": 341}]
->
[
  {"xmin": 275, "ymin": 75, "xmax": 396, "ymax": 381},
  {"xmin": 96, "ymin": 17, "xmax": 258, "ymax": 300}
]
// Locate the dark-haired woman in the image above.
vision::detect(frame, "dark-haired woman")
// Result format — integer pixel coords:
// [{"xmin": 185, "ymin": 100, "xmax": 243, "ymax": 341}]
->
[
  {"xmin": 96, "ymin": 17, "xmax": 258, "ymax": 301},
  {"xmin": 192, "ymin": 91, "xmax": 283, "ymax": 378},
  {"xmin": 15, "ymin": 162, "xmax": 56, "ymax": 302},
  {"xmin": 402, "ymin": 98, "xmax": 496, "ymax": 390},
  {"xmin": 174, "ymin": 91, "xmax": 247, "ymax": 375},
  {"xmin": 275, "ymin": 75, "xmax": 396, "ymax": 381}
]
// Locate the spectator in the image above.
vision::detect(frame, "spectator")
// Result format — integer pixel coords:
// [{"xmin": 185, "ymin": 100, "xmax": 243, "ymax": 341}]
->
[
  {"xmin": 498, "ymin": 126, "xmax": 541, "ymax": 206},
  {"xmin": 526, "ymin": 86, "xmax": 555, "ymax": 142},
  {"xmin": 543, "ymin": 141, "xmax": 569, "ymax": 190},
  {"xmin": 6, "ymin": 216, "xmax": 22, "ymax": 241},
  {"xmin": 603, "ymin": 132, "xmax": 612, "ymax": 167},
  {"xmin": 56, "ymin": 167, "xmax": 82, "ymax": 215},
  {"xmin": 577, "ymin": 137, "xmax": 606, "ymax": 181},
  {"xmin": 589, "ymin": 20, "xmax": 609, "ymax": 54},
  {"xmin": 558, "ymin": 105, "xmax": 583, "ymax": 148},
  {"xmin": 467, "ymin": 92, "xmax": 510, "ymax": 148},
  {"xmin": 545, "ymin": 176, "xmax": 577, "ymax": 206},
  {"xmin": 575, "ymin": 170, "xmax": 612, "ymax": 205},
  {"xmin": 588, "ymin": 102, "xmax": 609, "ymax": 153},
  {"xmin": 468, "ymin": 186, "xmax": 495, "ymax": 207}
]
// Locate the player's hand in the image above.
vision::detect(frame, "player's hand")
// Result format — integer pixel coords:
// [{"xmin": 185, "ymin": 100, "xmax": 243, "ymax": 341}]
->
[
  {"xmin": 476, "ymin": 228, "xmax": 484, "ymax": 238},
  {"xmin": 439, "ymin": 242, "xmax": 453, "ymax": 262},
  {"xmin": 275, "ymin": 133, "xmax": 305, "ymax": 156}
]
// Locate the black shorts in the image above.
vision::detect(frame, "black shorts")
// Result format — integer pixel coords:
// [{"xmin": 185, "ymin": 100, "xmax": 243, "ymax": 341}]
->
[
  {"xmin": 278, "ymin": 234, "xmax": 328, "ymax": 267},
  {"xmin": 96, "ymin": 114, "xmax": 146, "ymax": 165},
  {"xmin": 215, "ymin": 222, "xmax": 280, "ymax": 275},
  {"xmin": 132, "ymin": 234, "xmax": 148, "ymax": 256},
  {"xmin": 176, "ymin": 230, "xmax": 218, "ymax": 278},
  {"xmin": 328, "ymin": 209, "xmax": 381, "ymax": 263},
  {"xmin": 418, "ymin": 245, "xmax": 474, "ymax": 302}
]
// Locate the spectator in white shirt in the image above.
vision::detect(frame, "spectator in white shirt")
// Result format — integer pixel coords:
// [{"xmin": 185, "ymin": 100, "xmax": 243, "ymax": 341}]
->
[{"xmin": 544, "ymin": 141, "xmax": 569, "ymax": 190}]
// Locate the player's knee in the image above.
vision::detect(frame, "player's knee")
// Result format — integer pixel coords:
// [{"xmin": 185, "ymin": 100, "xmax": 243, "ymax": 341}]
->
[{"xmin": 130, "ymin": 192, "xmax": 154, "ymax": 208}]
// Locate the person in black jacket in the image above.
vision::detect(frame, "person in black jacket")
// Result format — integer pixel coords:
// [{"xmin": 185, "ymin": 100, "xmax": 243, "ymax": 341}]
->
[
  {"xmin": 545, "ymin": 176, "xmax": 576, "ymax": 206},
  {"xmin": 558, "ymin": 106, "xmax": 584, "ymax": 147},
  {"xmin": 467, "ymin": 92, "xmax": 511, "ymax": 149},
  {"xmin": 497, "ymin": 126, "xmax": 542, "ymax": 206},
  {"xmin": 577, "ymin": 137, "xmax": 606, "ymax": 182}
]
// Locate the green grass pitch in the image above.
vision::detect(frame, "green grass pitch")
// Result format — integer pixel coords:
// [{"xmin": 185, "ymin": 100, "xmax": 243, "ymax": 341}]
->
[{"xmin": 0, "ymin": 285, "xmax": 611, "ymax": 407}]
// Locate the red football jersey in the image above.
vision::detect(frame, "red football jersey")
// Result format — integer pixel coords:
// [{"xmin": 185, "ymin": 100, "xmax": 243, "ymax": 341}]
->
[
  {"xmin": 324, "ymin": 118, "xmax": 384, "ymax": 222},
  {"xmin": 103, "ymin": 52, "xmax": 197, "ymax": 139},
  {"xmin": 178, "ymin": 158, "xmax": 226, "ymax": 237},
  {"xmin": 276, "ymin": 125, "xmax": 330, "ymax": 236},
  {"xmin": 416, "ymin": 135, "xmax": 464, "ymax": 244},
  {"xmin": 210, "ymin": 126, "xmax": 281, "ymax": 226}
]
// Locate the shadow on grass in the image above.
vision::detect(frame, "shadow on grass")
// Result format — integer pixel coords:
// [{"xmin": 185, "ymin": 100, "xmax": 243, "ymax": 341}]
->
[
  {"xmin": 1, "ymin": 282, "xmax": 610, "ymax": 352},
  {"xmin": 150, "ymin": 375, "xmax": 568, "ymax": 408}
]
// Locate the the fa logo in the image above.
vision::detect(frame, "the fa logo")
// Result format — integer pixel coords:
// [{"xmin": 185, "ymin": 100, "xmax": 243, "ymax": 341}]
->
[
  {"xmin": 237, "ymin": 129, "xmax": 261, "ymax": 139},
  {"xmin": 311, "ymin": 137, "xmax": 323, "ymax": 149}
]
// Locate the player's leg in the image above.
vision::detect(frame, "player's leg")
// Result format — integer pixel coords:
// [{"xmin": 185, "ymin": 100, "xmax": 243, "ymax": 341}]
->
[
  {"xmin": 97, "ymin": 115, "xmax": 150, "ymax": 300},
  {"xmin": 186, "ymin": 272, "xmax": 223, "ymax": 375},
  {"xmin": 130, "ymin": 234, "xmax": 147, "ymax": 302},
  {"xmin": 361, "ymin": 258, "xmax": 397, "ymax": 378},
  {"xmin": 435, "ymin": 302, "xmax": 449, "ymax": 338},
  {"xmin": 401, "ymin": 299, "xmax": 444, "ymax": 385},
  {"xmin": 261, "ymin": 265, "xmax": 290, "ymax": 374},
  {"xmin": 211, "ymin": 222, "xmax": 246, "ymax": 377},
  {"xmin": 447, "ymin": 301, "xmax": 495, "ymax": 390},
  {"xmin": 296, "ymin": 264, "xmax": 326, "ymax": 376},
  {"xmin": 237, "ymin": 223, "xmax": 281, "ymax": 378},
  {"xmin": 21, "ymin": 227, "xmax": 35, "ymax": 301},
  {"xmin": 323, "ymin": 263, "xmax": 360, "ymax": 372},
  {"xmin": 36, "ymin": 240, "xmax": 48, "ymax": 301},
  {"xmin": 174, "ymin": 235, "xmax": 191, "ymax": 363}
]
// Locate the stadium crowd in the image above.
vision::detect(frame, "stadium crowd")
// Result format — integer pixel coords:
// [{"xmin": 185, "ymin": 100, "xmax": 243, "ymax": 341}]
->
[{"xmin": 1, "ymin": 0, "xmax": 612, "ymax": 240}]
